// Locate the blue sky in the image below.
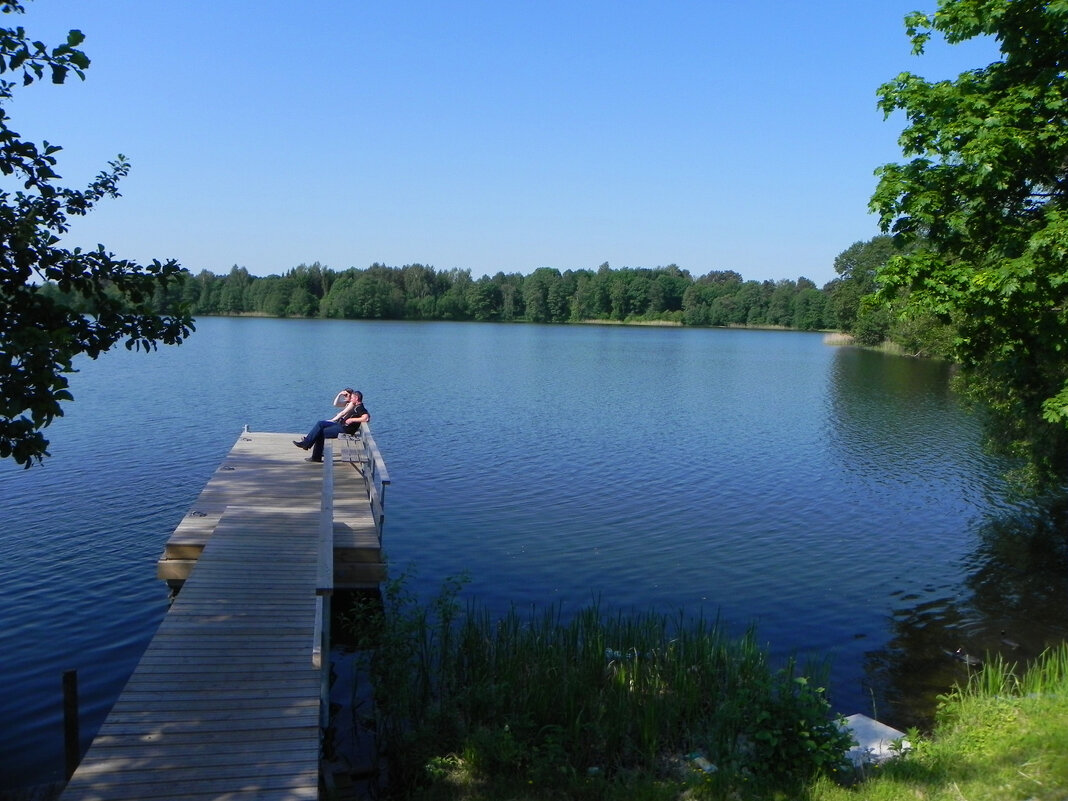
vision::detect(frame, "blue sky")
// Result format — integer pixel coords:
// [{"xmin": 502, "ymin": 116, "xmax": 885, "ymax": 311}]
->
[{"xmin": 10, "ymin": 1, "xmax": 998, "ymax": 287}]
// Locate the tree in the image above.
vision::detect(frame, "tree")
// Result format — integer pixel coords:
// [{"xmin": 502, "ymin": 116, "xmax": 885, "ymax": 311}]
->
[
  {"xmin": 285, "ymin": 286, "xmax": 318, "ymax": 317},
  {"xmin": 766, "ymin": 280, "xmax": 797, "ymax": 327},
  {"xmin": 0, "ymin": 3, "xmax": 193, "ymax": 467},
  {"xmin": 793, "ymin": 287, "xmax": 826, "ymax": 331},
  {"xmin": 466, "ymin": 276, "xmax": 501, "ymax": 321},
  {"xmin": 438, "ymin": 268, "xmax": 472, "ymax": 320},
  {"xmin": 825, "ymin": 236, "xmax": 898, "ymax": 332},
  {"xmin": 546, "ymin": 270, "xmax": 575, "ymax": 322},
  {"xmin": 871, "ymin": 0, "xmax": 1068, "ymax": 489},
  {"xmin": 218, "ymin": 265, "xmax": 250, "ymax": 313},
  {"xmin": 522, "ymin": 268, "xmax": 557, "ymax": 322}
]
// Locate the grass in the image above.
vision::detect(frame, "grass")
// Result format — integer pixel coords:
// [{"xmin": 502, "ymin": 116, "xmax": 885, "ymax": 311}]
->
[
  {"xmin": 337, "ymin": 577, "xmax": 1068, "ymax": 800},
  {"xmin": 811, "ymin": 644, "xmax": 1068, "ymax": 801},
  {"xmin": 339, "ymin": 574, "xmax": 853, "ymax": 800}
]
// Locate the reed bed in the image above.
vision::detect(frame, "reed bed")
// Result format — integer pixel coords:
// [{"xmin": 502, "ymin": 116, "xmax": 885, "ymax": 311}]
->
[{"xmin": 342, "ymin": 575, "xmax": 853, "ymax": 800}]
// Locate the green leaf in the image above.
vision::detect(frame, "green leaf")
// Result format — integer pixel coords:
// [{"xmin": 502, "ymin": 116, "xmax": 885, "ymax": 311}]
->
[{"xmin": 0, "ymin": 6, "xmax": 193, "ymax": 467}]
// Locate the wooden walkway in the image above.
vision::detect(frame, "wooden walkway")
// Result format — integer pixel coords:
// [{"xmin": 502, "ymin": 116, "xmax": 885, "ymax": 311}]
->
[
  {"xmin": 59, "ymin": 429, "xmax": 389, "ymax": 801},
  {"xmin": 156, "ymin": 430, "xmax": 388, "ymax": 590}
]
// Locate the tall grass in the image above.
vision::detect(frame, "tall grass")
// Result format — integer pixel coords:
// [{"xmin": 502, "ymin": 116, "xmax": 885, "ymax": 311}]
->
[
  {"xmin": 935, "ymin": 644, "xmax": 1068, "ymax": 718},
  {"xmin": 342, "ymin": 574, "xmax": 853, "ymax": 799},
  {"xmin": 811, "ymin": 643, "xmax": 1068, "ymax": 801}
]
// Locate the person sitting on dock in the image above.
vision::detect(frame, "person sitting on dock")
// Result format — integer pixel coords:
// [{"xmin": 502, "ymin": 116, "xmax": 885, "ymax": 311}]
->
[{"xmin": 293, "ymin": 388, "xmax": 370, "ymax": 463}]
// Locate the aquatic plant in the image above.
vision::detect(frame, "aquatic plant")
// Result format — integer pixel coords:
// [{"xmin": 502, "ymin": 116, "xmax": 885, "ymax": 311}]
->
[{"xmin": 341, "ymin": 573, "xmax": 853, "ymax": 799}]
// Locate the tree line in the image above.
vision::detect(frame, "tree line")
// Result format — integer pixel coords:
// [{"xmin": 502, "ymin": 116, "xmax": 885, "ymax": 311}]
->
[
  {"xmin": 136, "ymin": 261, "xmax": 868, "ymax": 332},
  {"xmin": 32, "ymin": 233, "xmax": 947, "ymax": 352},
  {"xmin": 7, "ymin": 0, "xmax": 1068, "ymax": 492}
]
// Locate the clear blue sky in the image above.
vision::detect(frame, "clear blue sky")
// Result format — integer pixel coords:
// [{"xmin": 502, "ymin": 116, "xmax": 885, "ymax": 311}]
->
[{"xmin": 11, "ymin": 0, "xmax": 998, "ymax": 287}]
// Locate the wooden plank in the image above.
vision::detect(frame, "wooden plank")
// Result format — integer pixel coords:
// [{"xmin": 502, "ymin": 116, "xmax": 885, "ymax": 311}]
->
[
  {"xmin": 82, "ymin": 740, "xmax": 316, "ymax": 761},
  {"xmin": 62, "ymin": 498, "xmax": 323, "ymax": 801},
  {"xmin": 69, "ymin": 429, "xmax": 391, "ymax": 800},
  {"xmin": 114, "ymin": 687, "xmax": 317, "ymax": 703},
  {"xmin": 158, "ymin": 431, "xmax": 379, "ymax": 586},
  {"xmin": 88, "ymin": 728, "xmax": 317, "ymax": 749},
  {"xmin": 68, "ymin": 754, "xmax": 320, "ymax": 779},
  {"xmin": 60, "ymin": 775, "xmax": 319, "ymax": 801},
  {"xmin": 101, "ymin": 701, "xmax": 321, "ymax": 722}
]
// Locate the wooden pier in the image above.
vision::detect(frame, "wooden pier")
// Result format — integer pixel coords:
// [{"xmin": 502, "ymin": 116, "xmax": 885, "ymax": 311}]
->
[
  {"xmin": 59, "ymin": 427, "xmax": 389, "ymax": 801},
  {"xmin": 156, "ymin": 429, "xmax": 389, "ymax": 591}
]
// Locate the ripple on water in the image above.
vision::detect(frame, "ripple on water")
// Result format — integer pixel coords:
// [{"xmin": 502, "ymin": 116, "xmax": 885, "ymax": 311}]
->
[{"xmin": 5, "ymin": 321, "xmax": 1067, "ymax": 788}]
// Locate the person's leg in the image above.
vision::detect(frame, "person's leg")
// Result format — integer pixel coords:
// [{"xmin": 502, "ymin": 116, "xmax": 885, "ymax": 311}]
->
[
  {"xmin": 310, "ymin": 421, "xmax": 343, "ymax": 461},
  {"xmin": 295, "ymin": 420, "xmax": 330, "ymax": 449}
]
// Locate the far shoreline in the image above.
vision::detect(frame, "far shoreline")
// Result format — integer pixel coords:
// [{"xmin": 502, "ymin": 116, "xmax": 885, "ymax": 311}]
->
[{"xmin": 197, "ymin": 311, "xmax": 841, "ymax": 335}]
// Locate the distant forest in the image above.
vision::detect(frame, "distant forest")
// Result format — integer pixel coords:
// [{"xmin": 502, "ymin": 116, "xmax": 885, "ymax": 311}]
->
[
  {"xmin": 37, "ymin": 238, "xmax": 907, "ymax": 341},
  {"xmin": 134, "ymin": 260, "xmax": 871, "ymax": 332}
]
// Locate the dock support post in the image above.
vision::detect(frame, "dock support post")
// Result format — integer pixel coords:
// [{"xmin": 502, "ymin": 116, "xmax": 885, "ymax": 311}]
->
[{"xmin": 63, "ymin": 669, "xmax": 79, "ymax": 780}]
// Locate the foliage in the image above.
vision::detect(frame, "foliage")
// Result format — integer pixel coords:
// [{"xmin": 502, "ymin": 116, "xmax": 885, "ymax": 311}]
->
[
  {"xmin": 826, "ymin": 235, "xmax": 956, "ymax": 357},
  {"xmin": 0, "ymin": 1, "xmax": 193, "ymax": 467},
  {"xmin": 343, "ymin": 574, "xmax": 853, "ymax": 800},
  {"xmin": 810, "ymin": 643, "xmax": 1068, "ymax": 801},
  {"xmin": 174, "ymin": 260, "xmax": 836, "ymax": 332},
  {"xmin": 826, "ymin": 236, "xmax": 897, "ymax": 336},
  {"xmin": 869, "ymin": 0, "xmax": 1068, "ymax": 490}
]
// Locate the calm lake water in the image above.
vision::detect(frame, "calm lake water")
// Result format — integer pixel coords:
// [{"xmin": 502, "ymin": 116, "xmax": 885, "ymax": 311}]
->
[{"xmin": 2, "ymin": 317, "xmax": 1067, "ymax": 789}]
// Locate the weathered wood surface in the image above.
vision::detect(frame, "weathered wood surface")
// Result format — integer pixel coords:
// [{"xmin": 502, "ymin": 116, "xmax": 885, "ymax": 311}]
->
[
  {"xmin": 157, "ymin": 431, "xmax": 384, "ymax": 586},
  {"xmin": 60, "ymin": 429, "xmax": 390, "ymax": 800},
  {"xmin": 60, "ymin": 505, "xmax": 323, "ymax": 801}
]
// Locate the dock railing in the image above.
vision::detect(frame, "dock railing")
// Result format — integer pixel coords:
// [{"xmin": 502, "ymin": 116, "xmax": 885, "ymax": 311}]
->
[
  {"xmin": 314, "ymin": 441, "xmax": 335, "ymax": 732},
  {"xmin": 341, "ymin": 423, "xmax": 391, "ymax": 544}
]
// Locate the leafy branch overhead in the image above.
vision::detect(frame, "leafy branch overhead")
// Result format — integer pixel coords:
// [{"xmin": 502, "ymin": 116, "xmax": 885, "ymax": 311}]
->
[
  {"xmin": 0, "ymin": 0, "xmax": 193, "ymax": 467},
  {"xmin": 870, "ymin": 0, "xmax": 1068, "ymax": 491}
]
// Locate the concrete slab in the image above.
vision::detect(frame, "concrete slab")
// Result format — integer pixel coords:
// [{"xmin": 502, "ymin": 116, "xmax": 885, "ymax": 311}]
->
[{"xmin": 840, "ymin": 713, "xmax": 910, "ymax": 766}]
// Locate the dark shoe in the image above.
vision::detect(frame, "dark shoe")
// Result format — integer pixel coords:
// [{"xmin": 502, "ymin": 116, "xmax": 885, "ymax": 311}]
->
[
  {"xmin": 305, "ymin": 456, "xmax": 322, "ymax": 463},
  {"xmin": 293, "ymin": 440, "xmax": 309, "ymax": 450}
]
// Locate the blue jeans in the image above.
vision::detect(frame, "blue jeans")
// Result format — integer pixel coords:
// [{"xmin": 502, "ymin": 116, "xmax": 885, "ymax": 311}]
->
[{"xmin": 301, "ymin": 420, "xmax": 343, "ymax": 461}]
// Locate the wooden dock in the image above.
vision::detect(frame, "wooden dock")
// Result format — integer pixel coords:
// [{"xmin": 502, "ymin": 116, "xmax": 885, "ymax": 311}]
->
[
  {"xmin": 58, "ymin": 428, "xmax": 389, "ymax": 801},
  {"xmin": 156, "ymin": 429, "xmax": 389, "ymax": 590}
]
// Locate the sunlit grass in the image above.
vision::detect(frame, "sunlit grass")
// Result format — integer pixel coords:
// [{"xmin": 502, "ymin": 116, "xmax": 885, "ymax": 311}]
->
[{"xmin": 811, "ymin": 643, "xmax": 1068, "ymax": 801}]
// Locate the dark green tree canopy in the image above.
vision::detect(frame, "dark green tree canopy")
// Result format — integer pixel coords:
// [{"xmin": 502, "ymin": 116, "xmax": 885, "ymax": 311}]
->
[
  {"xmin": 174, "ymin": 260, "xmax": 833, "ymax": 333},
  {"xmin": 0, "ymin": 1, "xmax": 193, "ymax": 467},
  {"xmin": 870, "ymin": 0, "xmax": 1068, "ymax": 489}
]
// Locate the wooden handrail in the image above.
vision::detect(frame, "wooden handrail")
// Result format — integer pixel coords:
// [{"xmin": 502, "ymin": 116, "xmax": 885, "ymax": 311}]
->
[
  {"xmin": 362, "ymin": 424, "xmax": 391, "ymax": 486},
  {"xmin": 346, "ymin": 424, "xmax": 390, "ymax": 544},
  {"xmin": 313, "ymin": 442, "xmax": 334, "ymax": 673},
  {"xmin": 316, "ymin": 441, "xmax": 335, "ymax": 597}
]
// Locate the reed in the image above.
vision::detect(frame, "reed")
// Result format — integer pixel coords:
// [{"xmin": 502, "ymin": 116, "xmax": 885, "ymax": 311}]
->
[
  {"xmin": 822, "ymin": 332, "xmax": 855, "ymax": 346},
  {"xmin": 942, "ymin": 643, "xmax": 1068, "ymax": 711},
  {"xmin": 343, "ymin": 575, "xmax": 853, "ymax": 799},
  {"xmin": 1018, "ymin": 643, "xmax": 1068, "ymax": 696}
]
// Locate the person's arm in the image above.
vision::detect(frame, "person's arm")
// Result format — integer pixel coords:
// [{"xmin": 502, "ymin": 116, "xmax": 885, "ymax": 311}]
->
[
  {"xmin": 330, "ymin": 402, "xmax": 356, "ymax": 423},
  {"xmin": 344, "ymin": 406, "xmax": 370, "ymax": 426}
]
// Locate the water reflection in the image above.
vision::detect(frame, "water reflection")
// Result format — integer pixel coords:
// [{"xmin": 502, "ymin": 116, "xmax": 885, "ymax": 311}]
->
[
  {"xmin": 826, "ymin": 348, "xmax": 991, "ymax": 491},
  {"xmin": 865, "ymin": 498, "xmax": 1068, "ymax": 729},
  {"xmin": 825, "ymin": 347, "xmax": 1068, "ymax": 728},
  {"xmin": 6, "ymin": 323, "xmax": 1068, "ymax": 789}
]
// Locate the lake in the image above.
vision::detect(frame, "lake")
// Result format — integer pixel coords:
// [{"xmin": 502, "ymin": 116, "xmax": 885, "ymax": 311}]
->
[{"xmin": 2, "ymin": 317, "xmax": 1067, "ymax": 790}]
